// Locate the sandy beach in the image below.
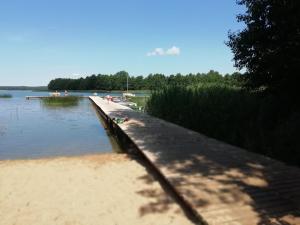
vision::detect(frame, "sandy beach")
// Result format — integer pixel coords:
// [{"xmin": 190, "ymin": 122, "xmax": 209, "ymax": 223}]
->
[{"xmin": 0, "ymin": 153, "xmax": 193, "ymax": 225}]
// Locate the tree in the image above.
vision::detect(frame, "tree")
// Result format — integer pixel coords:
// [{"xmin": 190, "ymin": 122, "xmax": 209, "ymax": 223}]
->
[
  {"xmin": 227, "ymin": 0, "xmax": 300, "ymax": 94},
  {"xmin": 47, "ymin": 71, "xmax": 244, "ymax": 91}
]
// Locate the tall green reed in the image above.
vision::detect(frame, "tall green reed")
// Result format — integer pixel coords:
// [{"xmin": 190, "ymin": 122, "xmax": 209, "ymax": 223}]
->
[{"xmin": 146, "ymin": 83, "xmax": 300, "ymax": 166}]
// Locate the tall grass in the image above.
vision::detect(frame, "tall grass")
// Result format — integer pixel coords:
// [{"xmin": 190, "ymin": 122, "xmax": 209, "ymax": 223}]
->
[
  {"xmin": 0, "ymin": 94, "xmax": 12, "ymax": 98},
  {"xmin": 146, "ymin": 84, "xmax": 300, "ymax": 166},
  {"xmin": 41, "ymin": 96, "xmax": 81, "ymax": 107}
]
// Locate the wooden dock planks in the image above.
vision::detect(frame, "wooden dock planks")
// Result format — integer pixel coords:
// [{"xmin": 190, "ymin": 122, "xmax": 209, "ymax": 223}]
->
[{"xmin": 90, "ymin": 96, "xmax": 300, "ymax": 225}]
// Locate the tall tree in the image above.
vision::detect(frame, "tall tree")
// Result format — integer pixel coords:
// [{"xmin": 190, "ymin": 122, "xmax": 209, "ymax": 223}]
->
[{"xmin": 227, "ymin": 0, "xmax": 300, "ymax": 94}]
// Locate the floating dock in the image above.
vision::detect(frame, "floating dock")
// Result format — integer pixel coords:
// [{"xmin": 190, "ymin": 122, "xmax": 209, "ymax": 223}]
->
[{"xmin": 90, "ymin": 96, "xmax": 300, "ymax": 225}]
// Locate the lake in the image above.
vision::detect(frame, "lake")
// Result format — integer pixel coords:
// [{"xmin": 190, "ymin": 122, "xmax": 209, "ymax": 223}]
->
[{"xmin": 0, "ymin": 90, "xmax": 122, "ymax": 160}]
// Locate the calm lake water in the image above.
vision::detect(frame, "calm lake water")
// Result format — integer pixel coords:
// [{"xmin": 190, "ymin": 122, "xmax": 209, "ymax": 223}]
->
[{"xmin": 0, "ymin": 90, "xmax": 122, "ymax": 160}]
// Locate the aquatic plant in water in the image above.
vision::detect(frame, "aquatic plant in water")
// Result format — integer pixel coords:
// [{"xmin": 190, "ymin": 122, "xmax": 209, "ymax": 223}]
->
[
  {"xmin": 41, "ymin": 96, "xmax": 81, "ymax": 107},
  {"xmin": 0, "ymin": 94, "xmax": 12, "ymax": 98}
]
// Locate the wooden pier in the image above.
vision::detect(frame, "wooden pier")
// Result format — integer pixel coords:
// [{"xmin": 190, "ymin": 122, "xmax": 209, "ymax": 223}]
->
[{"xmin": 90, "ymin": 96, "xmax": 300, "ymax": 225}]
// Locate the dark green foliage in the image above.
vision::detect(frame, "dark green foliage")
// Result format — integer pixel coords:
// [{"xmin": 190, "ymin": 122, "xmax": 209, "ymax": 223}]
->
[
  {"xmin": 147, "ymin": 85, "xmax": 300, "ymax": 166},
  {"xmin": 47, "ymin": 70, "xmax": 244, "ymax": 91},
  {"xmin": 227, "ymin": 0, "xmax": 300, "ymax": 95},
  {"xmin": 221, "ymin": 0, "xmax": 300, "ymax": 165}
]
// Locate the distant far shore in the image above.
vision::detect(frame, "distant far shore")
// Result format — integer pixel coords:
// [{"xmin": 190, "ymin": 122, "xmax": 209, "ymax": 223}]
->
[
  {"xmin": 0, "ymin": 87, "xmax": 150, "ymax": 93},
  {"xmin": 0, "ymin": 86, "xmax": 48, "ymax": 91}
]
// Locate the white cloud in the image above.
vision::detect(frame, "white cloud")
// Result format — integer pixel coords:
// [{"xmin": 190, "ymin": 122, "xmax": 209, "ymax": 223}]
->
[
  {"xmin": 147, "ymin": 46, "xmax": 180, "ymax": 56},
  {"xmin": 147, "ymin": 48, "xmax": 165, "ymax": 56},
  {"xmin": 166, "ymin": 46, "xmax": 180, "ymax": 55}
]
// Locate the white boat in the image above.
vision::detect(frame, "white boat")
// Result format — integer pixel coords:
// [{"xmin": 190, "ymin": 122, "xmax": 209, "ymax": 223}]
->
[
  {"xmin": 50, "ymin": 91, "xmax": 61, "ymax": 97},
  {"xmin": 112, "ymin": 97, "xmax": 121, "ymax": 103},
  {"xmin": 123, "ymin": 92, "xmax": 135, "ymax": 97},
  {"xmin": 123, "ymin": 75, "xmax": 135, "ymax": 97},
  {"xmin": 93, "ymin": 92, "xmax": 98, "ymax": 96}
]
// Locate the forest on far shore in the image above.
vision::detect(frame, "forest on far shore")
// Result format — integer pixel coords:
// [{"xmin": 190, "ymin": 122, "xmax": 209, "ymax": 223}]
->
[{"xmin": 47, "ymin": 70, "xmax": 244, "ymax": 91}]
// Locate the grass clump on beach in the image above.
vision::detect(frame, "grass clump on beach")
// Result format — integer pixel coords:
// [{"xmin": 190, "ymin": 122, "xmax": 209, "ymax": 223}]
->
[
  {"xmin": 0, "ymin": 94, "xmax": 12, "ymax": 98},
  {"xmin": 41, "ymin": 96, "xmax": 80, "ymax": 107}
]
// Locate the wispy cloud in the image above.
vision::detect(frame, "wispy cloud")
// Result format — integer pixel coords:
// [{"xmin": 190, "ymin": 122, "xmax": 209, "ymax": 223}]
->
[
  {"xmin": 147, "ymin": 46, "xmax": 180, "ymax": 56},
  {"xmin": 147, "ymin": 48, "xmax": 165, "ymax": 56},
  {"xmin": 166, "ymin": 46, "xmax": 180, "ymax": 55}
]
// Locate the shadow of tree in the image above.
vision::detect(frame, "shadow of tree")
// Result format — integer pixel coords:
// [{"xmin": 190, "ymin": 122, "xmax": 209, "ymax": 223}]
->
[
  {"xmin": 123, "ymin": 153, "xmax": 204, "ymax": 224},
  {"xmin": 92, "ymin": 98, "xmax": 300, "ymax": 225}
]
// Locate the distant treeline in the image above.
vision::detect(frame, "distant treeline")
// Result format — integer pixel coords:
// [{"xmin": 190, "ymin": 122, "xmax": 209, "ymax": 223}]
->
[
  {"xmin": 47, "ymin": 70, "xmax": 244, "ymax": 91},
  {"xmin": 0, "ymin": 86, "xmax": 48, "ymax": 91}
]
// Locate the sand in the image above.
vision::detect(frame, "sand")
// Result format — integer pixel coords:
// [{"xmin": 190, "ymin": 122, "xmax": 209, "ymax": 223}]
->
[{"xmin": 0, "ymin": 153, "xmax": 193, "ymax": 225}]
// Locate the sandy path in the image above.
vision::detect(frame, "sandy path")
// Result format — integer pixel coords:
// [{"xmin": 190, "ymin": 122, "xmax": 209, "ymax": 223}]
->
[{"xmin": 0, "ymin": 153, "xmax": 193, "ymax": 225}]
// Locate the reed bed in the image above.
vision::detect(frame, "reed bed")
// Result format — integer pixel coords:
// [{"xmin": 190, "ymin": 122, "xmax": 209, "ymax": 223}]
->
[
  {"xmin": 146, "ymin": 84, "xmax": 300, "ymax": 166},
  {"xmin": 41, "ymin": 96, "xmax": 81, "ymax": 107},
  {"xmin": 0, "ymin": 94, "xmax": 12, "ymax": 98}
]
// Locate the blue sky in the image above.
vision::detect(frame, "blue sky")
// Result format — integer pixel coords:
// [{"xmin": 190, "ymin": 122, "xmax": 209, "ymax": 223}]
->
[{"xmin": 0, "ymin": 0, "xmax": 245, "ymax": 86}]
